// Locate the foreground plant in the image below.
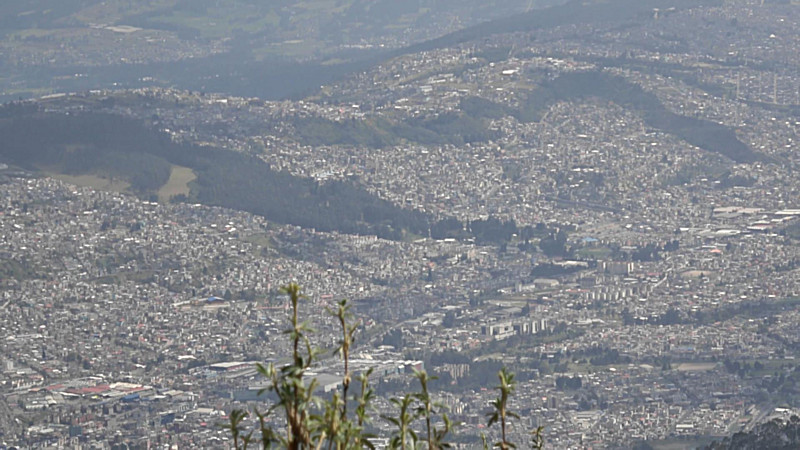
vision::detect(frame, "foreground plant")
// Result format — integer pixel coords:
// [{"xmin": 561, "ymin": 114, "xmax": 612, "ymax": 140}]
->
[
  {"xmin": 414, "ymin": 369, "xmax": 451, "ymax": 450},
  {"xmin": 223, "ymin": 283, "xmax": 542, "ymax": 449},
  {"xmin": 223, "ymin": 284, "xmax": 373, "ymax": 450},
  {"xmin": 487, "ymin": 368, "xmax": 520, "ymax": 450}
]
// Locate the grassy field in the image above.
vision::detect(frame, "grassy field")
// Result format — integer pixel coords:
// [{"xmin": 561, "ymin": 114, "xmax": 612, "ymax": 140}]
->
[
  {"xmin": 47, "ymin": 172, "xmax": 131, "ymax": 193},
  {"xmin": 41, "ymin": 163, "xmax": 193, "ymax": 202},
  {"xmin": 575, "ymin": 246, "xmax": 613, "ymax": 259},
  {"xmin": 242, "ymin": 233, "xmax": 276, "ymax": 251},
  {"xmin": 680, "ymin": 270, "xmax": 717, "ymax": 279},
  {"xmin": 157, "ymin": 165, "xmax": 196, "ymax": 202},
  {"xmin": 675, "ymin": 362, "xmax": 717, "ymax": 372}
]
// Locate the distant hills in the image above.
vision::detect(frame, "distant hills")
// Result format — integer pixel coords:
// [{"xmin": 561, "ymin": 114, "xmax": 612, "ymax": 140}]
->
[
  {"xmin": 402, "ymin": 0, "xmax": 723, "ymax": 56},
  {"xmin": 0, "ymin": 0, "xmax": 722, "ymax": 101},
  {"xmin": 0, "ymin": 0, "xmax": 562, "ymax": 101},
  {"xmin": 0, "ymin": 0, "xmax": 561, "ymax": 42}
]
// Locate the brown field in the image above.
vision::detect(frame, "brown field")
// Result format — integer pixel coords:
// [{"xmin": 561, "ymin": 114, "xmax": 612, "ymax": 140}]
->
[
  {"xmin": 158, "ymin": 165, "xmax": 196, "ymax": 202},
  {"xmin": 676, "ymin": 363, "xmax": 717, "ymax": 372}
]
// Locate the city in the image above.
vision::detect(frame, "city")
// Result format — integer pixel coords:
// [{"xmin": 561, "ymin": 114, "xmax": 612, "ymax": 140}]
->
[{"xmin": 4, "ymin": 0, "xmax": 800, "ymax": 448}]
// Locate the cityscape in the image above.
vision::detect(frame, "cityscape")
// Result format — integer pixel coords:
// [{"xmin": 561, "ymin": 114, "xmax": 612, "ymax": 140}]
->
[{"xmin": 3, "ymin": 0, "xmax": 800, "ymax": 448}]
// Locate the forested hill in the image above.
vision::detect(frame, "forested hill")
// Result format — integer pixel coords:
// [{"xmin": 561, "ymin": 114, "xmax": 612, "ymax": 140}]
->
[
  {"xmin": 460, "ymin": 71, "xmax": 768, "ymax": 164},
  {"xmin": 0, "ymin": 105, "xmax": 429, "ymax": 240},
  {"xmin": 523, "ymin": 71, "xmax": 768, "ymax": 164},
  {"xmin": 288, "ymin": 71, "xmax": 766, "ymax": 164}
]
